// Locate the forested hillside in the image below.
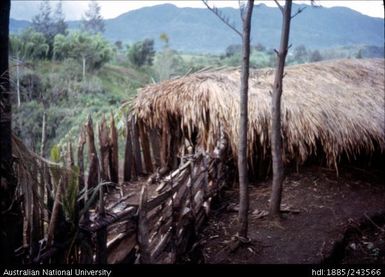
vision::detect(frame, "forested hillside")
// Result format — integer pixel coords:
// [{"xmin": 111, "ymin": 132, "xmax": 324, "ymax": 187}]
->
[{"xmin": 11, "ymin": 3, "xmax": 384, "ymax": 53}]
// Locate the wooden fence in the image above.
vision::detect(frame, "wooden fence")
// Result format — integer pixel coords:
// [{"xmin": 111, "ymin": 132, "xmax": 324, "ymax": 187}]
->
[
  {"xmin": 12, "ymin": 111, "xmax": 228, "ymax": 264},
  {"xmin": 83, "ymin": 131, "xmax": 228, "ymax": 264}
]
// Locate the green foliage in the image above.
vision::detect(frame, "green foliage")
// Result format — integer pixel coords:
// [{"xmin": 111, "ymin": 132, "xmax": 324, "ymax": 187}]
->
[
  {"xmin": 156, "ymin": 49, "xmax": 187, "ymax": 81},
  {"xmin": 53, "ymin": 31, "xmax": 113, "ymax": 72},
  {"xmin": 50, "ymin": 144, "xmax": 62, "ymax": 185},
  {"xmin": 154, "ymin": 37, "xmax": 187, "ymax": 81},
  {"xmin": 310, "ymin": 50, "xmax": 323, "ymax": 62},
  {"xmin": 225, "ymin": 44, "xmax": 242, "ymax": 58},
  {"xmin": 293, "ymin": 45, "xmax": 308, "ymax": 64},
  {"xmin": 31, "ymin": 0, "xmax": 67, "ymax": 58},
  {"xmin": 159, "ymin": 32, "xmax": 169, "ymax": 46},
  {"xmin": 81, "ymin": 0, "xmax": 105, "ymax": 34},
  {"xmin": 356, "ymin": 49, "xmax": 363, "ymax": 59},
  {"xmin": 50, "ymin": 144, "xmax": 61, "ymax": 163},
  {"xmin": 10, "ymin": 29, "xmax": 49, "ymax": 61},
  {"xmin": 127, "ymin": 39, "xmax": 155, "ymax": 67},
  {"xmin": 62, "ymin": 166, "xmax": 80, "ymax": 225}
]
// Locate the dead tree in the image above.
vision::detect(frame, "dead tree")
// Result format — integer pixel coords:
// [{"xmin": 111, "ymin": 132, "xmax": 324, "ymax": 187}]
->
[
  {"xmin": 269, "ymin": 0, "xmax": 293, "ymax": 218},
  {"xmin": 202, "ymin": 0, "xmax": 254, "ymax": 239},
  {"xmin": 237, "ymin": 0, "xmax": 254, "ymax": 239}
]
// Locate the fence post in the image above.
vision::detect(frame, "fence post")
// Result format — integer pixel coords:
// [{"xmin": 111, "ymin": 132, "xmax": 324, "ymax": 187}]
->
[
  {"xmin": 86, "ymin": 115, "xmax": 99, "ymax": 190},
  {"xmin": 95, "ymin": 186, "xmax": 107, "ymax": 264},
  {"xmin": 138, "ymin": 120, "xmax": 153, "ymax": 174},
  {"xmin": 131, "ymin": 117, "xmax": 143, "ymax": 176},
  {"xmin": 123, "ymin": 113, "xmax": 133, "ymax": 182},
  {"xmin": 98, "ymin": 115, "xmax": 110, "ymax": 183},
  {"xmin": 149, "ymin": 128, "xmax": 161, "ymax": 169},
  {"xmin": 77, "ymin": 126, "xmax": 86, "ymax": 194},
  {"xmin": 109, "ymin": 113, "xmax": 119, "ymax": 184}
]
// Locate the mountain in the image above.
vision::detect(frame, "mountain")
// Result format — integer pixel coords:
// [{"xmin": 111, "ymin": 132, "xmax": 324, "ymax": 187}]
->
[
  {"xmin": 10, "ymin": 18, "xmax": 30, "ymax": 34},
  {"xmin": 10, "ymin": 3, "xmax": 384, "ymax": 54}
]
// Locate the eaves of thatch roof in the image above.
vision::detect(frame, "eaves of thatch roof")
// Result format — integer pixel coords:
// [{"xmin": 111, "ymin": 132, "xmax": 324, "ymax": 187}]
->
[{"xmin": 132, "ymin": 59, "xmax": 385, "ymax": 168}]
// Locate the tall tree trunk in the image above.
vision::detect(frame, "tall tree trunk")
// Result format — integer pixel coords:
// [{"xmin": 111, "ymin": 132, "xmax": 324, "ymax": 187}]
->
[
  {"xmin": 0, "ymin": 0, "xmax": 11, "ymax": 172},
  {"xmin": 269, "ymin": 0, "xmax": 292, "ymax": 218},
  {"xmin": 82, "ymin": 56, "xmax": 86, "ymax": 80},
  {"xmin": 0, "ymin": 0, "xmax": 22, "ymax": 263},
  {"xmin": 237, "ymin": 0, "xmax": 254, "ymax": 239}
]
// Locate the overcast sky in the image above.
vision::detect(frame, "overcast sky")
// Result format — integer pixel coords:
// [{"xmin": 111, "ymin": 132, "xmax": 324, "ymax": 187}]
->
[{"xmin": 11, "ymin": 1, "xmax": 384, "ymax": 21}]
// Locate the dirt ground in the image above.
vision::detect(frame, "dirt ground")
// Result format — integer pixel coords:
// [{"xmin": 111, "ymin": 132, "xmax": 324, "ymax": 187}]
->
[{"xmin": 187, "ymin": 165, "xmax": 385, "ymax": 264}]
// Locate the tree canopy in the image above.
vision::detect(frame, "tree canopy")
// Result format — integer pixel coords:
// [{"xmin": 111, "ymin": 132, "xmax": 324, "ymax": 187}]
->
[{"xmin": 81, "ymin": 0, "xmax": 105, "ymax": 34}]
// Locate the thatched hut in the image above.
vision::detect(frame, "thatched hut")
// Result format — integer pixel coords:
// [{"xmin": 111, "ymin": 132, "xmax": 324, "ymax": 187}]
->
[{"xmin": 132, "ymin": 59, "xmax": 385, "ymax": 177}]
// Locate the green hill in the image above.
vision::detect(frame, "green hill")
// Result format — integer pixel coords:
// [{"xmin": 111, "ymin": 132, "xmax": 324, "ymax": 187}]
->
[{"xmin": 11, "ymin": 3, "xmax": 384, "ymax": 54}]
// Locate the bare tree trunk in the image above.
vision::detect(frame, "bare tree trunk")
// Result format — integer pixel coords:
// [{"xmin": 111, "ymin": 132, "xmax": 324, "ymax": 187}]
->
[
  {"xmin": 82, "ymin": 55, "xmax": 86, "ymax": 80},
  {"xmin": 237, "ymin": 0, "xmax": 254, "ymax": 239},
  {"xmin": 109, "ymin": 113, "xmax": 119, "ymax": 184},
  {"xmin": 0, "ymin": 0, "xmax": 22, "ymax": 263},
  {"xmin": 269, "ymin": 0, "xmax": 292, "ymax": 218}
]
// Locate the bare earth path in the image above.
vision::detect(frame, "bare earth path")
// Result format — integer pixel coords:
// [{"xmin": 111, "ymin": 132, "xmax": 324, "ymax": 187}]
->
[{"xmin": 194, "ymin": 165, "xmax": 385, "ymax": 264}]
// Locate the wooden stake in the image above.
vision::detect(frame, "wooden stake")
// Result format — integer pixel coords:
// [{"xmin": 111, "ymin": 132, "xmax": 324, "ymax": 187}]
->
[
  {"xmin": 109, "ymin": 113, "xmax": 119, "ymax": 184},
  {"xmin": 138, "ymin": 184, "xmax": 151, "ymax": 263},
  {"xmin": 131, "ymin": 117, "xmax": 143, "ymax": 176},
  {"xmin": 98, "ymin": 115, "xmax": 110, "ymax": 182},
  {"xmin": 86, "ymin": 115, "xmax": 99, "ymax": 190},
  {"xmin": 149, "ymin": 128, "xmax": 161, "ymax": 168},
  {"xmin": 160, "ymin": 120, "xmax": 169, "ymax": 170},
  {"xmin": 77, "ymin": 126, "xmax": 86, "ymax": 193},
  {"xmin": 123, "ymin": 113, "xmax": 133, "ymax": 182},
  {"xmin": 138, "ymin": 120, "xmax": 153, "ymax": 174}
]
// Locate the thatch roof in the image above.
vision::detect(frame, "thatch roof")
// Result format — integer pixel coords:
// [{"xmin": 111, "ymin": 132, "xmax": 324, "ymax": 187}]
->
[{"xmin": 132, "ymin": 59, "xmax": 385, "ymax": 168}]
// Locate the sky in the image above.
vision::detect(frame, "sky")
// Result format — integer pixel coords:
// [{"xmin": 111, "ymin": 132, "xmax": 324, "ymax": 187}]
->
[{"xmin": 10, "ymin": 0, "xmax": 385, "ymax": 21}]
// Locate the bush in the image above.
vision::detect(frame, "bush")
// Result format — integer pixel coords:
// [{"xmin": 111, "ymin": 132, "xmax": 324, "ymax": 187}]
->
[{"xmin": 127, "ymin": 39, "xmax": 155, "ymax": 67}]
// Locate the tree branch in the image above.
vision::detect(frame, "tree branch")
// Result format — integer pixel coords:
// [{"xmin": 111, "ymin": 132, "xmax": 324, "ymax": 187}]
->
[
  {"xmin": 202, "ymin": 0, "xmax": 242, "ymax": 37},
  {"xmin": 274, "ymin": 0, "xmax": 284, "ymax": 14},
  {"xmin": 291, "ymin": 7, "xmax": 306, "ymax": 19}
]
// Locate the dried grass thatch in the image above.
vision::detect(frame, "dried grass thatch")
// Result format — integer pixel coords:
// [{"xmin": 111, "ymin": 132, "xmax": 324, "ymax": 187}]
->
[{"xmin": 132, "ymin": 59, "xmax": 385, "ymax": 170}]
